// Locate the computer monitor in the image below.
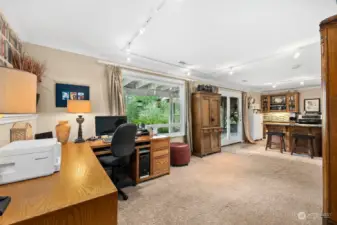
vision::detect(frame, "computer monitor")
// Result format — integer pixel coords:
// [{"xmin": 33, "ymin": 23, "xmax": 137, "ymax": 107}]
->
[{"xmin": 95, "ymin": 116, "xmax": 127, "ymax": 136}]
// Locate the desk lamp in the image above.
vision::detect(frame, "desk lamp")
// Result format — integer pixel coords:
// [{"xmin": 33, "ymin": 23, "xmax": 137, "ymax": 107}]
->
[{"xmin": 67, "ymin": 100, "xmax": 91, "ymax": 143}]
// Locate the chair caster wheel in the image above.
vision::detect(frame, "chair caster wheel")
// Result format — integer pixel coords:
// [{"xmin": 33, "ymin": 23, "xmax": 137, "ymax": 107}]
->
[{"xmin": 123, "ymin": 195, "xmax": 128, "ymax": 200}]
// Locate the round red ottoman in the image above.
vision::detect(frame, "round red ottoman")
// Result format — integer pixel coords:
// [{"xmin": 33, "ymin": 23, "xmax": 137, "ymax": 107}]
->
[{"xmin": 170, "ymin": 142, "xmax": 190, "ymax": 166}]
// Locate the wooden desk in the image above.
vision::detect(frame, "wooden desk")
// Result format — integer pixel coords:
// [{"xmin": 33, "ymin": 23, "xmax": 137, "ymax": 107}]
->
[
  {"xmin": 0, "ymin": 143, "xmax": 118, "ymax": 225},
  {"xmin": 89, "ymin": 136, "xmax": 170, "ymax": 184}
]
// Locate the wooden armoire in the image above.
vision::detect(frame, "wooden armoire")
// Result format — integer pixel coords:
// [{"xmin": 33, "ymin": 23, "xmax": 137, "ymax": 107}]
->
[
  {"xmin": 192, "ymin": 92, "xmax": 222, "ymax": 157},
  {"xmin": 320, "ymin": 15, "xmax": 337, "ymax": 225}
]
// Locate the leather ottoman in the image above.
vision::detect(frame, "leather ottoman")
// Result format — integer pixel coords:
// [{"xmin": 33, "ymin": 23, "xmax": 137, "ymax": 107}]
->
[{"xmin": 170, "ymin": 142, "xmax": 190, "ymax": 166}]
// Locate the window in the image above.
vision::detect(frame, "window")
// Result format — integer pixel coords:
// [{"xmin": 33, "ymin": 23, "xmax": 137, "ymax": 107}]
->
[{"xmin": 123, "ymin": 71, "xmax": 185, "ymax": 137}]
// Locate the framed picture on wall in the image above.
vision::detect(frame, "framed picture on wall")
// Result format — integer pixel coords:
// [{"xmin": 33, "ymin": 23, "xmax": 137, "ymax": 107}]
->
[
  {"xmin": 304, "ymin": 98, "xmax": 320, "ymax": 112},
  {"xmin": 55, "ymin": 83, "xmax": 90, "ymax": 108}
]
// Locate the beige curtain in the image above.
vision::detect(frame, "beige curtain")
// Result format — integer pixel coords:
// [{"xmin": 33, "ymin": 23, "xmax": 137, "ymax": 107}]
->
[
  {"xmin": 184, "ymin": 80, "xmax": 194, "ymax": 152},
  {"xmin": 242, "ymin": 92, "xmax": 255, "ymax": 144},
  {"xmin": 105, "ymin": 65, "xmax": 125, "ymax": 116}
]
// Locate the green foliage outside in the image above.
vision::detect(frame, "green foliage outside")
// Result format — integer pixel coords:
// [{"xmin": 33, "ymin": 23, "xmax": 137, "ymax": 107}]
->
[{"xmin": 125, "ymin": 96, "xmax": 169, "ymax": 125}]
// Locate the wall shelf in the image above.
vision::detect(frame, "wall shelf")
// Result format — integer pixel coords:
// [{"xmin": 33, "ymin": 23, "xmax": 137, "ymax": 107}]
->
[
  {"xmin": 0, "ymin": 11, "xmax": 22, "ymax": 68},
  {"xmin": 0, "ymin": 114, "xmax": 38, "ymax": 125}
]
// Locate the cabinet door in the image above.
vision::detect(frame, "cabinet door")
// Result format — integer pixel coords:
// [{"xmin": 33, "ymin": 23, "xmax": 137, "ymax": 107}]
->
[
  {"xmin": 325, "ymin": 25, "xmax": 337, "ymax": 223},
  {"xmin": 201, "ymin": 130, "xmax": 212, "ymax": 154},
  {"xmin": 152, "ymin": 150, "xmax": 169, "ymax": 176},
  {"xmin": 210, "ymin": 97, "xmax": 220, "ymax": 127},
  {"xmin": 211, "ymin": 130, "xmax": 221, "ymax": 153},
  {"xmin": 287, "ymin": 93, "xmax": 299, "ymax": 112},
  {"xmin": 201, "ymin": 96, "xmax": 211, "ymax": 127}
]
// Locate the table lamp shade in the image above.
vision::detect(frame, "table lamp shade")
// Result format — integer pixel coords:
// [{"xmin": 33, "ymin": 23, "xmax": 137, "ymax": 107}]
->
[
  {"xmin": 0, "ymin": 67, "xmax": 37, "ymax": 113},
  {"xmin": 67, "ymin": 100, "xmax": 91, "ymax": 113}
]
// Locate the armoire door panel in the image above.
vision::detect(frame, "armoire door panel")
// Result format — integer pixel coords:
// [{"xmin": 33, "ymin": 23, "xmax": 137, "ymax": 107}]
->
[
  {"xmin": 201, "ymin": 97, "xmax": 210, "ymax": 127},
  {"xmin": 327, "ymin": 25, "xmax": 337, "ymax": 222},
  {"xmin": 211, "ymin": 131, "xmax": 221, "ymax": 152},
  {"xmin": 210, "ymin": 98, "xmax": 220, "ymax": 127},
  {"xmin": 202, "ymin": 132, "xmax": 212, "ymax": 154},
  {"xmin": 320, "ymin": 16, "xmax": 337, "ymax": 224}
]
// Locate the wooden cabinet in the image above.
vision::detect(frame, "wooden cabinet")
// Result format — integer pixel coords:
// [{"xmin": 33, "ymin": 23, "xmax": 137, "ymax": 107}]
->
[
  {"xmin": 151, "ymin": 138, "xmax": 170, "ymax": 177},
  {"xmin": 192, "ymin": 92, "xmax": 222, "ymax": 157},
  {"xmin": 287, "ymin": 92, "xmax": 299, "ymax": 112},
  {"xmin": 320, "ymin": 15, "xmax": 337, "ymax": 225},
  {"xmin": 260, "ymin": 92, "xmax": 299, "ymax": 113},
  {"xmin": 261, "ymin": 95, "xmax": 269, "ymax": 113}
]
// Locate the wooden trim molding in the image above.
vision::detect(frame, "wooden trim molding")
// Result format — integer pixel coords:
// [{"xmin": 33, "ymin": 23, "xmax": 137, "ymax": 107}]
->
[
  {"xmin": 323, "ymin": 217, "xmax": 337, "ymax": 225},
  {"xmin": 0, "ymin": 114, "xmax": 38, "ymax": 125}
]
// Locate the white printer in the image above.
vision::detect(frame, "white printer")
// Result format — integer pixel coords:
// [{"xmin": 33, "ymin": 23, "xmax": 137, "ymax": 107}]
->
[{"xmin": 0, "ymin": 138, "xmax": 61, "ymax": 185}]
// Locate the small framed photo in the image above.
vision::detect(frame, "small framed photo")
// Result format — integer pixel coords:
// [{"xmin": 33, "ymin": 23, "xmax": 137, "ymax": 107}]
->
[
  {"xmin": 77, "ymin": 92, "xmax": 85, "ymax": 100},
  {"xmin": 62, "ymin": 92, "xmax": 69, "ymax": 100},
  {"xmin": 304, "ymin": 98, "xmax": 320, "ymax": 112},
  {"xmin": 70, "ymin": 92, "xmax": 77, "ymax": 100}
]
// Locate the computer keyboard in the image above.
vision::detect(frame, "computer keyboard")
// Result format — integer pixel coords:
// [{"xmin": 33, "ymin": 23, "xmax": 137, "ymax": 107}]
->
[{"xmin": 102, "ymin": 137, "xmax": 112, "ymax": 143}]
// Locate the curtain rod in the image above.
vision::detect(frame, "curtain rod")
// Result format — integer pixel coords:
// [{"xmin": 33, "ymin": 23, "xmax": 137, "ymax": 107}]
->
[
  {"xmin": 97, "ymin": 60, "xmax": 188, "ymax": 82},
  {"xmin": 97, "ymin": 59, "xmax": 247, "ymax": 92}
]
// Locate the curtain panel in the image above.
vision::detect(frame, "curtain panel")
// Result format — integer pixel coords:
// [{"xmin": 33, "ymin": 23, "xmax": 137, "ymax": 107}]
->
[
  {"xmin": 105, "ymin": 65, "xmax": 125, "ymax": 116},
  {"xmin": 184, "ymin": 80, "xmax": 194, "ymax": 152},
  {"xmin": 242, "ymin": 92, "xmax": 255, "ymax": 144}
]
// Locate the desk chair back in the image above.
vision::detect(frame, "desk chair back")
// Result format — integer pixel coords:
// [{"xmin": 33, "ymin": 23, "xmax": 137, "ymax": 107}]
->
[{"xmin": 110, "ymin": 123, "xmax": 137, "ymax": 157}]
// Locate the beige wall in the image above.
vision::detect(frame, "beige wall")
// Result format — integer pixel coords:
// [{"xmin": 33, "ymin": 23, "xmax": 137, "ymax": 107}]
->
[
  {"xmin": 24, "ymin": 43, "xmax": 109, "ymax": 141},
  {"xmin": 0, "ymin": 43, "xmax": 186, "ymax": 144},
  {"xmin": 299, "ymin": 87, "xmax": 322, "ymax": 113}
]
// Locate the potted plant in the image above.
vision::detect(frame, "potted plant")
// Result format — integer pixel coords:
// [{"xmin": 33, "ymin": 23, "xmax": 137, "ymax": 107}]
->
[{"xmin": 12, "ymin": 50, "xmax": 46, "ymax": 105}]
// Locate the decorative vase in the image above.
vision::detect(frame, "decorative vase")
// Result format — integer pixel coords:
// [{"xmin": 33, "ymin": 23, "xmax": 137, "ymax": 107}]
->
[{"xmin": 56, "ymin": 121, "xmax": 71, "ymax": 144}]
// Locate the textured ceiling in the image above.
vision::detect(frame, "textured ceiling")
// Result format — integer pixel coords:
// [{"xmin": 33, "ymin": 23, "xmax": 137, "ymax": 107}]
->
[{"xmin": 1, "ymin": 0, "xmax": 336, "ymax": 91}]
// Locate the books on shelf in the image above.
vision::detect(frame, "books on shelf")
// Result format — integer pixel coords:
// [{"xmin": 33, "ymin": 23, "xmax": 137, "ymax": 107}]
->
[{"xmin": 0, "ymin": 11, "xmax": 21, "ymax": 67}]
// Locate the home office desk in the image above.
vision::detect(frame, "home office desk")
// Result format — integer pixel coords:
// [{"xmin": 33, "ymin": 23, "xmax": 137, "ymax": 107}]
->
[
  {"xmin": 0, "ymin": 143, "xmax": 118, "ymax": 225},
  {"xmin": 88, "ymin": 136, "xmax": 170, "ymax": 184}
]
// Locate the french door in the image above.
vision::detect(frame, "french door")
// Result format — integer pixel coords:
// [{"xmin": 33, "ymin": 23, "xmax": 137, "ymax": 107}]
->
[{"xmin": 219, "ymin": 90, "xmax": 243, "ymax": 146}]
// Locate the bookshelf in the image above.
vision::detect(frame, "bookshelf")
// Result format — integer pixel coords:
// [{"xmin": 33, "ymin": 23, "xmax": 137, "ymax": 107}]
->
[{"xmin": 0, "ymin": 11, "xmax": 22, "ymax": 68}]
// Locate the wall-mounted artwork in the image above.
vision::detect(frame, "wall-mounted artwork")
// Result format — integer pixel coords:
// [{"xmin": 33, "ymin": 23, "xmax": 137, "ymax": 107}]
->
[
  {"xmin": 304, "ymin": 98, "xmax": 320, "ymax": 113},
  {"xmin": 55, "ymin": 83, "xmax": 90, "ymax": 108}
]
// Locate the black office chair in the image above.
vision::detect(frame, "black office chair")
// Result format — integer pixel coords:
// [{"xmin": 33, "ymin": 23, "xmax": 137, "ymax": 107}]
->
[
  {"xmin": 35, "ymin": 132, "xmax": 53, "ymax": 139},
  {"xmin": 99, "ymin": 123, "xmax": 137, "ymax": 200}
]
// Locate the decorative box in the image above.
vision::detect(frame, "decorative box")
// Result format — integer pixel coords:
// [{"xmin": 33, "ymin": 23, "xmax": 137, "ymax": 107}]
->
[{"xmin": 10, "ymin": 122, "xmax": 33, "ymax": 142}]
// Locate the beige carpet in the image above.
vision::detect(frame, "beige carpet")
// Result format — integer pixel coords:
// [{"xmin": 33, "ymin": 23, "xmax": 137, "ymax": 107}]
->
[{"xmin": 118, "ymin": 142, "xmax": 322, "ymax": 225}]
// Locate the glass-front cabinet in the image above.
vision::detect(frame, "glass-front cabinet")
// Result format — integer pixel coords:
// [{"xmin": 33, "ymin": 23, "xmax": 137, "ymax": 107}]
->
[
  {"xmin": 261, "ymin": 95, "xmax": 269, "ymax": 113},
  {"xmin": 261, "ymin": 92, "xmax": 299, "ymax": 113},
  {"xmin": 287, "ymin": 92, "xmax": 299, "ymax": 112},
  {"xmin": 270, "ymin": 95, "xmax": 287, "ymax": 111}
]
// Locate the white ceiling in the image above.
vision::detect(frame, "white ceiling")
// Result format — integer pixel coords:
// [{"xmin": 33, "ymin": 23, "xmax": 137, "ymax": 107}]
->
[{"xmin": 1, "ymin": 0, "xmax": 336, "ymax": 91}]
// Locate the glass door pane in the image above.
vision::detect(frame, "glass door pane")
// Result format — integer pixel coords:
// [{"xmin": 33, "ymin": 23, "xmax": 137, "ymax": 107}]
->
[
  {"xmin": 230, "ymin": 97, "xmax": 239, "ymax": 139},
  {"xmin": 220, "ymin": 96, "xmax": 228, "ymax": 146}
]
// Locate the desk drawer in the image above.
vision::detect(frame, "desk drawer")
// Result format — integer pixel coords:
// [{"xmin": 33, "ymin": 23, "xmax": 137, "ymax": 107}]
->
[
  {"xmin": 153, "ymin": 149, "xmax": 169, "ymax": 158},
  {"xmin": 153, "ymin": 154, "xmax": 169, "ymax": 176},
  {"xmin": 151, "ymin": 138, "xmax": 170, "ymax": 151}
]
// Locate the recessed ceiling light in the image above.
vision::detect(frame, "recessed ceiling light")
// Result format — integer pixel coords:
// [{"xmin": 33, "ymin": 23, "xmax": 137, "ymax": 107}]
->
[
  {"xmin": 229, "ymin": 68, "xmax": 234, "ymax": 75},
  {"xmin": 139, "ymin": 28, "xmax": 145, "ymax": 35},
  {"xmin": 292, "ymin": 64, "xmax": 301, "ymax": 70},
  {"xmin": 187, "ymin": 71, "xmax": 191, "ymax": 76},
  {"xmin": 126, "ymin": 45, "xmax": 131, "ymax": 53},
  {"xmin": 127, "ymin": 57, "xmax": 131, "ymax": 62},
  {"xmin": 300, "ymin": 81, "xmax": 304, "ymax": 86},
  {"xmin": 294, "ymin": 51, "xmax": 301, "ymax": 59},
  {"xmin": 272, "ymin": 85, "xmax": 277, "ymax": 88}
]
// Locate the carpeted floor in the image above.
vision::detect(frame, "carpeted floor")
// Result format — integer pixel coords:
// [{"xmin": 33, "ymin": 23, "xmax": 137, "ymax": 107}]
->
[{"xmin": 118, "ymin": 142, "xmax": 322, "ymax": 225}]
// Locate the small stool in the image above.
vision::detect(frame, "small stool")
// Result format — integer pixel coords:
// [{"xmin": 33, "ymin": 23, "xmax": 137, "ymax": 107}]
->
[
  {"xmin": 265, "ymin": 132, "xmax": 286, "ymax": 153},
  {"xmin": 291, "ymin": 134, "xmax": 315, "ymax": 159},
  {"xmin": 170, "ymin": 142, "xmax": 190, "ymax": 166}
]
